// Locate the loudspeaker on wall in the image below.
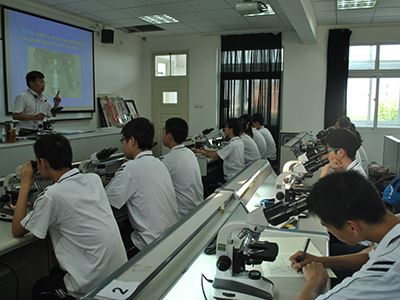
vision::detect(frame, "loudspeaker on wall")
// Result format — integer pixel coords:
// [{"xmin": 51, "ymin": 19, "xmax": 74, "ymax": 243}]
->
[{"xmin": 101, "ymin": 29, "xmax": 114, "ymax": 44}]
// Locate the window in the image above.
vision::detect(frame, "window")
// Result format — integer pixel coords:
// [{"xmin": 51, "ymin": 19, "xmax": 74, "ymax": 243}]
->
[
  {"xmin": 347, "ymin": 44, "xmax": 400, "ymax": 128},
  {"xmin": 162, "ymin": 91, "xmax": 178, "ymax": 104},
  {"xmin": 155, "ymin": 53, "xmax": 187, "ymax": 77}
]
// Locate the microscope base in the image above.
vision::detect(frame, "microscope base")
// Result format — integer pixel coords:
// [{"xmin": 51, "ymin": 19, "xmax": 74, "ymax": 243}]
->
[{"xmin": 212, "ymin": 272, "xmax": 273, "ymax": 300}]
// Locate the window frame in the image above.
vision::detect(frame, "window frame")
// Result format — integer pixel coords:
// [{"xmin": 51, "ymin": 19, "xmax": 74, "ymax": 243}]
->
[
  {"xmin": 348, "ymin": 43, "xmax": 400, "ymax": 130},
  {"xmin": 153, "ymin": 51, "xmax": 188, "ymax": 78}
]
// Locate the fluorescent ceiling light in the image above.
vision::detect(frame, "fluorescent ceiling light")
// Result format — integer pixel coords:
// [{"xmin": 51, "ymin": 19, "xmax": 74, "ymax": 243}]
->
[
  {"xmin": 139, "ymin": 14, "xmax": 179, "ymax": 24},
  {"xmin": 337, "ymin": 0, "xmax": 376, "ymax": 10}
]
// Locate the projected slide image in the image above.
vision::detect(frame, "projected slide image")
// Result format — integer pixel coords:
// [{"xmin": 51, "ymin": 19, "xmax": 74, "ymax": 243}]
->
[{"xmin": 28, "ymin": 47, "xmax": 82, "ymax": 99}]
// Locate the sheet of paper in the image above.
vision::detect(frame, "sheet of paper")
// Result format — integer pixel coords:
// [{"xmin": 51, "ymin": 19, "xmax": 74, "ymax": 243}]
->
[{"xmin": 261, "ymin": 237, "xmax": 336, "ymax": 278}]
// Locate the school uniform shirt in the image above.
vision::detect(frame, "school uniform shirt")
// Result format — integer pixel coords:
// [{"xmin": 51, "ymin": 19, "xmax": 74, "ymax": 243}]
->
[
  {"xmin": 258, "ymin": 126, "xmax": 277, "ymax": 160},
  {"xmin": 106, "ymin": 150, "xmax": 179, "ymax": 250},
  {"xmin": 162, "ymin": 144, "xmax": 204, "ymax": 217},
  {"xmin": 346, "ymin": 159, "xmax": 367, "ymax": 178},
  {"xmin": 240, "ymin": 133, "xmax": 261, "ymax": 167},
  {"xmin": 217, "ymin": 136, "xmax": 245, "ymax": 181},
  {"xmin": 316, "ymin": 223, "xmax": 400, "ymax": 300},
  {"xmin": 21, "ymin": 169, "xmax": 127, "ymax": 297},
  {"xmin": 356, "ymin": 145, "xmax": 369, "ymax": 175},
  {"xmin": 252, "ymin": 128, "xmax": 267, "ymax": 159},
  {"xmin": 13, "ymin": 88, "xmax": 53, "ymax": 130}
]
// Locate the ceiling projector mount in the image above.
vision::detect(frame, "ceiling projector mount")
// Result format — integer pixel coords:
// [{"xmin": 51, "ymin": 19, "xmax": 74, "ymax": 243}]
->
[{"xmin": 235, "ymin": 0, "xmax": 275, "ymax": 16}]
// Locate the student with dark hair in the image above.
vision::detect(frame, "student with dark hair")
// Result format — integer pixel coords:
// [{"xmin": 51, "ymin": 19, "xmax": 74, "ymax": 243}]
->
[
  {"xmin": 290, "ymin": 172, "xmax": 400, "ymax": 300},
  {"xmin": 241, "ymin": 114, "xmax": 267, "ymax": 159},
  {"xmin": 335, "ymin": 116, "xmax": 369, "ymax": 175},
  {"xmin": 106, "ymin": 118, "xmax": 178, "ymax": 255},
  {"xmin": 238, "ymin": 116, "xmax": 261, "ymax": 167},
  {"xmin": 13, "ymin": 71, "xmax": 62, "ymax": 135},
  {"xmin": 195, "ymin": 118, "xmax": 244, "ymax": 181},
  {"xmin": 252, "ymin": 113, "xmax": 276, "ymax": 160},
  {"xmin": 162, "ymin": 117, "xmax": 204, "ymax": 217},
  {"xmin": 320, "ymin": 128, "xmax": 366, "ymax": 177},
  {"xmin": 12, "ymin": 134, "xmax": 127, "ymax": 299}
]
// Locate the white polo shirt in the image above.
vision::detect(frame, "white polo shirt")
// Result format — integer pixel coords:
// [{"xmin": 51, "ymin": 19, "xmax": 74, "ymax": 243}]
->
[
  {"xmin": 252, "ymin": 128, "xmax": 267, "ymax": 159},
  {"xmin": 162, "ymin": 144, "xmax": 204, "ymax": 217},
  {"xmin": 13, "ymin": 88, "xmax": 53, "ymax": 130},
  {"xmin": 106, "ymin": 150, "xmax": 179, "ymax": 250},
  {"xmin": 316, "ymin": 223, "xmax": 400, "ymax": 300},
  {"xmin": 21, "ymin": 169, "xmax": 127, "ymax": 297},
  {"xmin": 346, "ymin": 159, "xmax": 367, "ymax": 178},
  {"xmin": 240, "ymin": 133, "xmax": 261, "ymax": 167},
  {"xmin": 356, "ymin": 145, "xmax": 369, "ymax": 175},
  {"xmin": 217, "ymin": 136, "xmax": 245, "ymax": 181},
  {"xmin": 258, "ymin": 126, "xmax": 276, "ymax": 160}
]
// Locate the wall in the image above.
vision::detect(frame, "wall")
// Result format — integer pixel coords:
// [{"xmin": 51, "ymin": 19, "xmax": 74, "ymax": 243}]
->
[
  {"xmin": 140, "ymin": 34, "xmax": 220, "ymax": 136},
  {"xmin": 0, "ymin": 0, "xmax": 143, "ymax": 131}
]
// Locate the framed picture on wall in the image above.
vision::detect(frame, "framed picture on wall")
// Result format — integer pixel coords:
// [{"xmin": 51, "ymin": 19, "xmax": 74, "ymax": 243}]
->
[
  {"xmin": 97, "ymin": 95, "xmax": 131, "ymax": 127},
  {"xmin": 124, "ymin": 100, "xmax": 139, "ymax": 120}
]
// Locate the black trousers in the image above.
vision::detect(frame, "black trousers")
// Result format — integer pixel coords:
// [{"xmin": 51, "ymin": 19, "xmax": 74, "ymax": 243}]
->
[{"xmin": 32, "ymin": 267, "xmax": 74, "ymax": 300}]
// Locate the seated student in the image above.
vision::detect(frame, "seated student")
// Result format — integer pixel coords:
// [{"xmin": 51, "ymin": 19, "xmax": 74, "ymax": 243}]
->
[
  {"xmin": 106, "ymin": 118, "xmax": 179, "ymax": 256},
  {"xmin": 252, "ymin": 113, "xmax": 276, "ymax": 161},
  {"xmin": 290, "ymin": 172, "xmax": 400, "ymax": 300},
  {"xmin": 162, "ymin": 117, "xmax": 204, "ymax": 217},
  {"xmin": 195, "ymin": 118, "xmax": 244, "ymax": 182},
  {"xmin": 238, "ymin": 115, "xmax": 261, "ymax": 167},
  {"xmin": 241, "ymin": 114, "xmax": 267, "ymax": 159},
  {"xmin": 320, "ymin": 128, "xmax": 366, "ymax": 178},
  {"xmin": 335, "ymin": 116, "xmax": 369, "ymax": 175},
  {"xmin": 12, "ymin": 134, "xmax": 127, "ymax": 299}
]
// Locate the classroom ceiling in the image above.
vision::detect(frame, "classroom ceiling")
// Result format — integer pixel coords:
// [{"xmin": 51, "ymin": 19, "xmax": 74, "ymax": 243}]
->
[{"xmin": 29, "ymin": 0, "xmax": 400, "ymax": 41}]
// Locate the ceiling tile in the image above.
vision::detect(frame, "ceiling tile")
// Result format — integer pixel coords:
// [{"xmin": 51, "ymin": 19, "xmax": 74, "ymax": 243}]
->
[
  {"xmin": 172, "ymin": 12, "xmax": 209, "ymax": 22},
  {"xmin": 337, "ymin": 17, "xmax": 372, "ymax": 24},
  {"xmin": 372, "ymin": 15, "xmax": 400, "ymax": 23},
  {"xmin": 33, "ymin": 0, "xmax": 81, "ymax": 5},
  {"xmin": 221, "ymin": 24, "xmax": 256, "ymax": 31},
  {"xmin": 152, "ymin": 2, "xmax": 197, "ymax": 14},
  {"xmin": 97, "ymin": 0, "xmax": 145, "ymax": 9},
  {"xmin": 203, "ymin": 9, "xmax": 240, "ymax": 19},
  {"xmin": 54, "ymin": 0, "xmax": 111, "ymax": 13},
  {"xmin": 112, "ymin": 18, "xmax": 149, "ymax": 26},
  {"xmin": 246, "ymin": 15, "xmax": 284, "ymax": 27},
  {"xmin": 187, "ymin": 0, "xmax": 232, "ymax": 11},
  {"xmin": 376, "ymin": 0, "xmax": 400, "ymax": 8},
  {"xmin": 123, "ymin": 6, "xmax": 160, "ymax": 17},
  {"xmin": 337, "ymin": 9, "xmax": 374, "ymax": 18},
  {"xmin": 312, "ymin": 1, "xmax": 335, "ymax": 11},
  {"xmin": 214, "ymin": 17, "xmax": 250, "ymax": 26},
  {"xmin": 374, "ymin": 7, "xmax": 400, "ymax": 17},
  {"xmin": 90, "ymin": 10, "xmax": 132, "ymax": 21}
]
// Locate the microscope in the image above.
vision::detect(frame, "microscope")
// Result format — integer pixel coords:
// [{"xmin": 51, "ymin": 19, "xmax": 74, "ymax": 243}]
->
[
  {"xmin": 213, "ymin": 194, "xmax": 310, "ymax": 299},
  {"xmin": 79, "ymin": 147, "xmax": 124, "ymax": 185}
]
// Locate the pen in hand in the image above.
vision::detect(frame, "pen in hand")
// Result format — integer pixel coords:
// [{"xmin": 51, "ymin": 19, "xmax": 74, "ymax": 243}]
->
[{"xmin": 297, "ymin": 238, "xmax": 311, "ymax": 272}]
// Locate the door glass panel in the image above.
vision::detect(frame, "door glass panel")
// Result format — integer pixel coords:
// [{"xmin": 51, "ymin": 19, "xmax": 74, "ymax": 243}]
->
[
  {"xmin": 163, "ymin": 91, "xmax": 178, "ymax": 104},
  {"xmin": 171, "ymin": 54, "xmax": 187, "ymax": 76},
  {"xmin": 155, "ymin": 55, "xmax": 170, "ymax": 76}
]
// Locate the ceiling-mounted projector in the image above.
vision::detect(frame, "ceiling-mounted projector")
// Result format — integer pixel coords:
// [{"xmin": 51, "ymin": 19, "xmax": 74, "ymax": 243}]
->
[{"xmin": 235, "ymin": 0, "xmax": 274, "ymax": 16}]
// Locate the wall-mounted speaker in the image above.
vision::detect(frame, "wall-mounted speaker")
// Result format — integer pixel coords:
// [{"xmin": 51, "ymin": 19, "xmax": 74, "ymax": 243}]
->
[{"xmin": 101, "ymin": 29, "xmax": 114, "ymax": 44}]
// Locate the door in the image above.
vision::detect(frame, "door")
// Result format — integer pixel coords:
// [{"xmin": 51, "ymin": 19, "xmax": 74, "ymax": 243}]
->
[{"xmin": 152, "ymin": 52, "xmax": 188, "ymax": 156}]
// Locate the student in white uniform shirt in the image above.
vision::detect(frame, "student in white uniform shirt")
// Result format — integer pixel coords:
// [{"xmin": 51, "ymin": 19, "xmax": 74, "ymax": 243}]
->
[
  {"xmin": 320, "ymin": 128, "xmax": 366, "ymax": 178},
  {"xmin": 12, "ymin": 71, "xmax": 62, "ymax": 136},
  {"xmin": 106, "ymin": 118, "xmax": 179, "ymax": 256},
  {"xmin": 252, "ymin": 113, "xmax": 276, "ymax": 160},
  {"xmin": 335, "ymin": 116, "xmax": 369, "ymax": 175},
  {"xmin": 195, "ymin": 118, "xmax": 244, "ymax": 182},
  {"xmin": 240, "ymin": 114, "xmax": 267, "ymax": 159},
  {"xmin": 162, "ymin": 117, "xmax": 204, "ymax": 217},
  {"xmin": 290, "ymin": 172, "xmax": 400, "ymax": 300},
  {"xmin": 12, "ymin": 134, "xmax": 127, "ymax": 299},
  {"xmin": 238, "ymin": 115, "xmax": 261, "ymax": 167}
]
